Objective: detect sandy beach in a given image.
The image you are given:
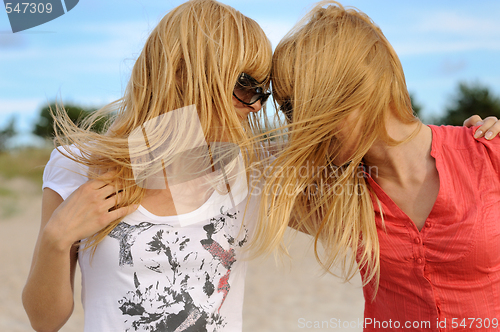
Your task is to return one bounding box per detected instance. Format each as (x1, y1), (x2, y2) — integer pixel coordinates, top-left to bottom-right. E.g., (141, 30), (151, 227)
(0, 176), (364, 332)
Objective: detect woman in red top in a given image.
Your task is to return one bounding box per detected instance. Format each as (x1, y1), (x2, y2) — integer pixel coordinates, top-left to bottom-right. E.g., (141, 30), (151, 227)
(254, 1), (500, 330)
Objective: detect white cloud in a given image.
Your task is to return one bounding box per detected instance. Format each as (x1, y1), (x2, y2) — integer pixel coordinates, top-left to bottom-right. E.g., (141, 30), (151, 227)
(0, 33), (26, 48)
(416, 12), (500, 36)
(389, 10), (500, 56)
(70, 20), (152, 47)
(0, 21), (147, 61)
(438, 58), (467, 76)
(394, 39), (500, 57)
(0, 98), (43, 132)
(0, 98), (41, 115)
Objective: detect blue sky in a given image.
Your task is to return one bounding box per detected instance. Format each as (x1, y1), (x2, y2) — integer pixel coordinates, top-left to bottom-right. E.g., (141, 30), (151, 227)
(1, 0), (500, 146)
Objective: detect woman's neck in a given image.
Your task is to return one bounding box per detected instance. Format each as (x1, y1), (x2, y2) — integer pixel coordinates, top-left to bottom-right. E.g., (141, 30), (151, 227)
(363, 118), (433, 187)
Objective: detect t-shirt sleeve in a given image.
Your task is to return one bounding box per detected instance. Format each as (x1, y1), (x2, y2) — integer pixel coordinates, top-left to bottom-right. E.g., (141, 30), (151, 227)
(42, 146), (89, 200)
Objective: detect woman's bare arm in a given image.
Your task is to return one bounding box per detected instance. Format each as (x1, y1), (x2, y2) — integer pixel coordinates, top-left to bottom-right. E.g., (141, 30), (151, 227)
(22, 174), (137, 332)
(22, 188), (78, 332)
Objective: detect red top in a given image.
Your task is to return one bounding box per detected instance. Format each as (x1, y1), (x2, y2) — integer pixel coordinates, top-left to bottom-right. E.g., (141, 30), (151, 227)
(362, 125), (500, 331)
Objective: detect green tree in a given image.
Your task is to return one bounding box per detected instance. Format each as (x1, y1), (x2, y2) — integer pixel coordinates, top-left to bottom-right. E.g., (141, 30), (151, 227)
(0, 117), (17, 152)
(438, 82), (500, 126)
(33, 102), (108, 139)
(410, 92), (422, 118)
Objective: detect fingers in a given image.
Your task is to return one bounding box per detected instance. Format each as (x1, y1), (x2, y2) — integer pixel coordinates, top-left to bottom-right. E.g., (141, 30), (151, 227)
(103, 191), (125, 211)
(55, 172), (136, 242)
(473, 116), (500, 140)
(463, 115), (483, 128)
(87, 171), (121, 197)
(94, 194), (137, 230)
(86, 171), (128, 214)
(107, 204), (139, 222)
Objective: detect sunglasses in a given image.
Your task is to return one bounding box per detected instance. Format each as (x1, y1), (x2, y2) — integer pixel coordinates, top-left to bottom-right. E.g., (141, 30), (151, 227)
(233, 73), (270, 106)
(280, 99), (293, 121)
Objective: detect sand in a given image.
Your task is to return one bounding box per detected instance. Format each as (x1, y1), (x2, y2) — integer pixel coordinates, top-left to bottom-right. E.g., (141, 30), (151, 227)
(0, 177), (364, 332)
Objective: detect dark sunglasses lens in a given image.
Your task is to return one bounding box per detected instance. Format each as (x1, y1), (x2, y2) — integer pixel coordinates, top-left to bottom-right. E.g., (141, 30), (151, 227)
(280, 100), (293, 121)
(234, 86), (259, 104)
(233, 73), (271, 105)
(259, 93), (270, 104)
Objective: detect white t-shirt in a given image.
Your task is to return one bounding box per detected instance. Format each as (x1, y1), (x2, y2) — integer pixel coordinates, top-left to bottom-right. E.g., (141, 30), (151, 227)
(43, 146), (261, 332)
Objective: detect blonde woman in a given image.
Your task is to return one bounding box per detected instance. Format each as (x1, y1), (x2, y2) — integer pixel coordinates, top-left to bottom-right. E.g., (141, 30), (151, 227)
(22, 1), (272, 331)
(257, 1), (500, 329)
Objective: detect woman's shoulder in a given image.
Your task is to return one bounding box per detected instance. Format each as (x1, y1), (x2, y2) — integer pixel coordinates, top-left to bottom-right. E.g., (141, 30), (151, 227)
(429, 124), (499, 147)
(45, 145), (87, 174)
(428, 125), (475, 147)
(428, 124), (498, 151)
(429, 124), (500, 176)
(43, 145), (89, 200)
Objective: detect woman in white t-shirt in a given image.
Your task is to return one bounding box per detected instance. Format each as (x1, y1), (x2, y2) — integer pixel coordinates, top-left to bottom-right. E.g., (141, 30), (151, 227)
(22, 1), (272, 331)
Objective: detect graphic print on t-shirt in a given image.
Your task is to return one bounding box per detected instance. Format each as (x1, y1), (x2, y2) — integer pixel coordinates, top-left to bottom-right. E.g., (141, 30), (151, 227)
(111, 208), (248, 332)
(109, 222), (159, 267)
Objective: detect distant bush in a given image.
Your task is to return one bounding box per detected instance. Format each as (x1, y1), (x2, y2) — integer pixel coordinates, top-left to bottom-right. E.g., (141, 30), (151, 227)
(0, 148), (52, 185)
(437, 82), (500, 126)
(33, 102), (108, 140)
(0, 117), (17, 152)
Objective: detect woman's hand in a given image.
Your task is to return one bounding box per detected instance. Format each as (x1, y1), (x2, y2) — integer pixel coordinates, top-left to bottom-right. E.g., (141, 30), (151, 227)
(463, 115), (500, 140)
(46, 171), (138, 248)
(23, 171), (138, 331)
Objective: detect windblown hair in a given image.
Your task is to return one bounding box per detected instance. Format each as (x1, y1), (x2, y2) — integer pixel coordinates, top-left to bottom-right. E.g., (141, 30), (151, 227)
(253, 1), (419, 292)
(52, 0), (272, 251)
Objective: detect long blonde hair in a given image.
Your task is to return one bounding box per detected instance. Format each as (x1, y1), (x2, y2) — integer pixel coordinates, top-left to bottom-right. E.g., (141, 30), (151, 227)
(52, 0), (272, 251)
(253, 1), (419, 291)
